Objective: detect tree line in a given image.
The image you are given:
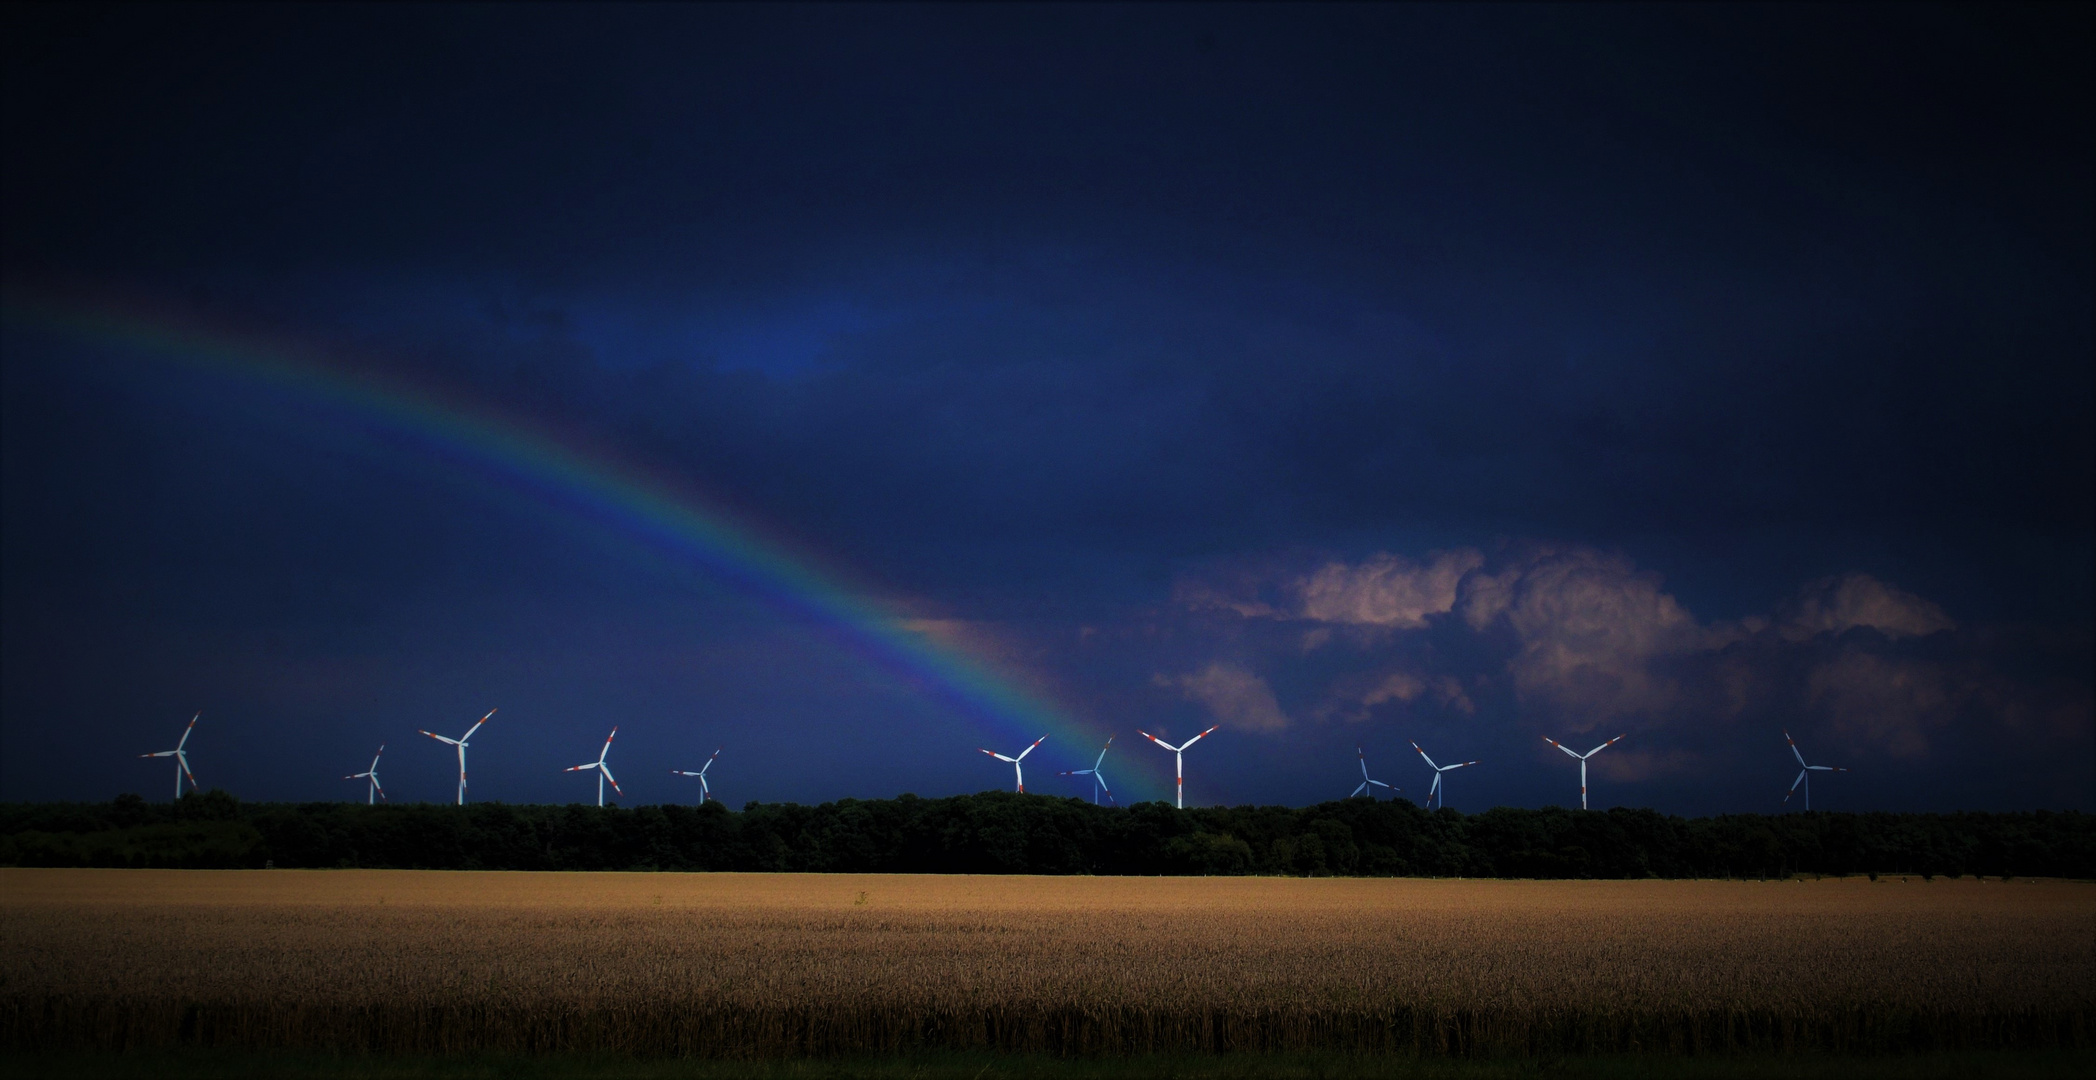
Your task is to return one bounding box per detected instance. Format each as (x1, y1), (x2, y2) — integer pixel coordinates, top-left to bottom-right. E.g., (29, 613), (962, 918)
(1, 790), (2089, 879)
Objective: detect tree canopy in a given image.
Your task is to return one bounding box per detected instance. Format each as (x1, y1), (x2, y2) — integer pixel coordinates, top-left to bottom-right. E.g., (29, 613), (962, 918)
(3, 792), (2088, 879)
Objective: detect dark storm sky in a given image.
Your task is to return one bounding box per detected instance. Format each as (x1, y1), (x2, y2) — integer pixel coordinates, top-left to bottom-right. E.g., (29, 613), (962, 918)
(3, 3), (2090, 812)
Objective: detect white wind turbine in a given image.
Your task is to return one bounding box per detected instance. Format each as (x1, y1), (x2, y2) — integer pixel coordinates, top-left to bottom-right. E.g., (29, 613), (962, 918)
(1543, 733), (1625, 810)
(419, 708), (494, 805)
(671, 748), (721, 803)
(1783, 731), (1847, 811)
(1350, 744), (1397, 800)
(344, 744), (385, 804)
(1059, 737), (1116, 805)
(565, 726), (622, 806)
(1139, 725), (1218, 809)
(979, 735), (1046, 793)
(1411, 741), (1478, 810)
(139, 713), (201, 800)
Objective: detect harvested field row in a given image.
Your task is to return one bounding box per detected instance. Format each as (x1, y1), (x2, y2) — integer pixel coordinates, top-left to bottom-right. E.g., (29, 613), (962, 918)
(2, 870), (2090, 1057)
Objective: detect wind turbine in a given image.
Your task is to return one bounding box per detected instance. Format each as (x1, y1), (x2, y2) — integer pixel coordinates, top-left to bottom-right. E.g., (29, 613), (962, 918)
(565, 726), (622, 807)
(1350, 744), (1397, 800)
(671, 748), (721, 803)
(419, 708), (493, 805)
(139, 713), (201, 800)
(344, 744), (385, 804)
(1543, 733), (1624, 810)
(1138, 725), (1219, 809)
(1059, 737), (1116, 805)
(1411, 741), (1478, 810)
(978, 735), (1046, 793)
(1783, 731), (1847, 810)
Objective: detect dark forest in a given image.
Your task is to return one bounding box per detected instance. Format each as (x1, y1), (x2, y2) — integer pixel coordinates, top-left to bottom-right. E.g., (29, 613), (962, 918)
(4, 792), (2087, 880)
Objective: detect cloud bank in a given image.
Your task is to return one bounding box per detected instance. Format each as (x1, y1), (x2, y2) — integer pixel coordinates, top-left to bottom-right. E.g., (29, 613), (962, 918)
(1156, 544), (2071, 789)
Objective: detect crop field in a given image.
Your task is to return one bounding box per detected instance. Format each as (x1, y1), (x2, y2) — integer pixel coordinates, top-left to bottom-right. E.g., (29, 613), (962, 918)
(1, 869), (2090, 1059)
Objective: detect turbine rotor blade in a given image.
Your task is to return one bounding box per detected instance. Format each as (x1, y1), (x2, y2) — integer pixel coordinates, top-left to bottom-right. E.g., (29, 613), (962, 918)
(460, 709), (496, 742)
(1785, 731), (1808, 768)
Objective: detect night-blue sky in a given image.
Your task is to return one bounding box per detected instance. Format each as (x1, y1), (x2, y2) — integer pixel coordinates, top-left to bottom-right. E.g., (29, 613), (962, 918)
(4, 4), (2090, 812)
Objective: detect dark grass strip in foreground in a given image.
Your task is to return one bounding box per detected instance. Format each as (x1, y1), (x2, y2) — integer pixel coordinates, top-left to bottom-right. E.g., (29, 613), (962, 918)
(3, 1048), (2093, 1080)
(4, 999), (2088, 1058)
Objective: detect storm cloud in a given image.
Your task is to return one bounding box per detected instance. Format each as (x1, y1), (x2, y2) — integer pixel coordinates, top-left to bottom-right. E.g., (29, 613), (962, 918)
(2, 4), (2087, 811)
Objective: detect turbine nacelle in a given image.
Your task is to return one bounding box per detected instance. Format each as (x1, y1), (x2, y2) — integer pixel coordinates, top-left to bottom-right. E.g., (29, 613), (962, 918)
(1350, 744), (1398, 800)
(1138, 725), (1218, 809)
(978, 735), (1046, 793)
(420, 708), (494, 805)
(1058, 736), (1116, 805)
(672, 748), (722, 803)
(343, 744), (385, 804)
(564, 726), (622, 806)
(1410, 740), (1476, 810)
(1542, 733), (1624, 810)
(1782, 731), (1847, 811)
(139, 713), (202, 800)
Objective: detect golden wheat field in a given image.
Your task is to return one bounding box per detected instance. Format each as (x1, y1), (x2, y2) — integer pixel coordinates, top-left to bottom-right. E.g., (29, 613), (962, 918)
(1, 869), (2090, 1057)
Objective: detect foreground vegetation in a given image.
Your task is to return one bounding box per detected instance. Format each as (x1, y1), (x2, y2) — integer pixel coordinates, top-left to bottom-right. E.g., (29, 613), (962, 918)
(2, 870), (2088, 1059)
(3, 791), (2090, 879)
(4, 1048), (2092, 1079)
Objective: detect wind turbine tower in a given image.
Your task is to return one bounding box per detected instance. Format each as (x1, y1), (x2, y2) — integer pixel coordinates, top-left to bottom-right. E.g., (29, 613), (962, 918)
(1411, 741), (1478, 810)
(565, 726), (622, 807)
(1059, 737), (1116, 805)
(1783, 731), (1847, 810)
(1138, 725), (1219, 809)
(1351, 744), (1397, 800)
(671, 748), (722, 803)
(139, 713), (201, 800)
(419, 709), (494, 805)
(1543, 733), (1624, 810)
(978, 735), (1046, 793)
(345, 744), (385, 804)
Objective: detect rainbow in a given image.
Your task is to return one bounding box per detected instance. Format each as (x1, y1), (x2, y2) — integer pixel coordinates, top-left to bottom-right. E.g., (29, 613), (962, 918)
(4, 294), (1157, 800)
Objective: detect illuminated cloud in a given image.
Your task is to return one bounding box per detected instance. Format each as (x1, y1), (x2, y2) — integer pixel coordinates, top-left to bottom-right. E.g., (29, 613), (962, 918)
(1171, 545), (1985, 747)
(1175, 662), (1292, 733)
(1468, 547), (1704, 729)
(1780, 573), (1956, 641)
(1297, 549), (1485, 628)
(1806, 651), (1956, 757)
(1321, 669), (1476, 724)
